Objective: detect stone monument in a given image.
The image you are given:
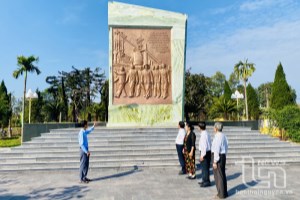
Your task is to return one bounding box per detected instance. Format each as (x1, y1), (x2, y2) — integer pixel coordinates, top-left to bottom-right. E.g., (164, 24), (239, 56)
(108, 2), (187, 126)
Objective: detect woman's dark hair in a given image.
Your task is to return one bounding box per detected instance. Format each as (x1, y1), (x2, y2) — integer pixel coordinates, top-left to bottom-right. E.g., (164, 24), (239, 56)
(198, 121), (206, 130)
(82, 120), (88, 127)
(185, 122), (194, 131)
(179, 121), (185, 128)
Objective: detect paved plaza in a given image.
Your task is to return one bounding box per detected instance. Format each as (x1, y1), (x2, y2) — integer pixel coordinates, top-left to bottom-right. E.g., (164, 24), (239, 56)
(0, 163), (299, 200)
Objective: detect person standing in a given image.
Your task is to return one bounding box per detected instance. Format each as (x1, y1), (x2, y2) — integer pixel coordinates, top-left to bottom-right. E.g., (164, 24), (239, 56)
(198, 121), (212, 187)
(78, 120), (96, 183)
(212, 122), (228, 199)
(175, 121), (186, 175)
(183, 122), (196, 179)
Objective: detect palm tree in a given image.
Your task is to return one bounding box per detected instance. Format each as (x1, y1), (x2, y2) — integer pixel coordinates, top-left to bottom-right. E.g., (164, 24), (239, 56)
(234, 59), (255, 120)
(13, 55), (41, 142)
(211, 96), (237, 120)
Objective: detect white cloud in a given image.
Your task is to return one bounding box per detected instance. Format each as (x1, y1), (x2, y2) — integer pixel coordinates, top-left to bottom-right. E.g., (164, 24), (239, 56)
(240, 0), (294, 11)
(187, 19), (300, 100)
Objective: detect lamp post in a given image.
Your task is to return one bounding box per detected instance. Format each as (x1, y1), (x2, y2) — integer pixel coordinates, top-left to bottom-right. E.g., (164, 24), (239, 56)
(26, 89), (38, 124)
(231, 90), (244, 121)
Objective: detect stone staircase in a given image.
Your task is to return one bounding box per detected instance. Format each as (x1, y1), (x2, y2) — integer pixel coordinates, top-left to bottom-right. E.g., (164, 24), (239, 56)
(1, 126), (300, 172)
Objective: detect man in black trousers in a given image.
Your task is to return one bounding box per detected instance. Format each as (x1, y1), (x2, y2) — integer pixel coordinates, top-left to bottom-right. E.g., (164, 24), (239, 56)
(212, 122), (228, 199)
(198, 122), (212, 187)
(78, 120), (96, 183)
(175, 121), (186, 175)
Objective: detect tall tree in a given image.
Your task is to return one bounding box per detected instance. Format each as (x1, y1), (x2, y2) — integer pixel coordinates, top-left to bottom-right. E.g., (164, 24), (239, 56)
(257, 82), (273, 108)
(247, 84), (260, 120)
(185, 70), (208, 121)
(270, 62), (295, 110)
(228, 72), (240, 91)
(0, 80), (10, 130)
(223, 80), (232, 101)
(209, 71), (226, 97)
(234, 59), (256, 120)
(13, 55), (41, 140)
(99, 80), (109, 121)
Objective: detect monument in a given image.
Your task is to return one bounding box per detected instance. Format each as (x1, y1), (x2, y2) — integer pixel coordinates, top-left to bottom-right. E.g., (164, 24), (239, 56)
(108, 2), (187, 126)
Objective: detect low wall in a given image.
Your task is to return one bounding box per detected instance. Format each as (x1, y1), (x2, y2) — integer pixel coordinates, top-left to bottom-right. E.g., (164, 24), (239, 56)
(23, 122), (106, 142)
(190, 121), (259, 130)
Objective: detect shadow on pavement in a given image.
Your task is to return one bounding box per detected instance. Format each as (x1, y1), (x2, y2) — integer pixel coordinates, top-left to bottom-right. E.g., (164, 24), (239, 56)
(93, 165), (142, 182)
(228, 180), (259, 197)
(0, 185), (89, 200)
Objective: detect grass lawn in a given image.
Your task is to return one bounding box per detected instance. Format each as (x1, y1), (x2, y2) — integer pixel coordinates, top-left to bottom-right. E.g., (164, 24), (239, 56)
(0, 137), (21, 147)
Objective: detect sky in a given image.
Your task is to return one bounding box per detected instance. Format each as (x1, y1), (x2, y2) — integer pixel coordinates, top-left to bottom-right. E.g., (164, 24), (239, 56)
(0, 0), (299, 102)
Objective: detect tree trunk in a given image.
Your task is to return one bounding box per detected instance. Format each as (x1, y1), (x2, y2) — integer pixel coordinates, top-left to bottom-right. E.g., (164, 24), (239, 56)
(21, 71), (28, 143)
(72, 103), (76, 122)
(244, 80), (249, 120)
(8, 118), (12, 138)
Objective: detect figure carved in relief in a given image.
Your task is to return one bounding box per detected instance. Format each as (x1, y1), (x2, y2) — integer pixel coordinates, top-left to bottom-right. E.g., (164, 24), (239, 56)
(126, 64), (139, 98)
(132, 46), (144, 97)
(114, 67), (127, 98)
(112, 28), (172, 103)
(160, 64), (170, 99)
(152, 65), (161, 98)
(113, 31), (125, 64)
(141, 64), (154, 99)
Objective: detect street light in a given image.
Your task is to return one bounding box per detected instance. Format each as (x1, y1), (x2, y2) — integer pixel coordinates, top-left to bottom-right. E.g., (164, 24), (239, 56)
(26, 89), (38, 124)
(231, 90), (244, 121)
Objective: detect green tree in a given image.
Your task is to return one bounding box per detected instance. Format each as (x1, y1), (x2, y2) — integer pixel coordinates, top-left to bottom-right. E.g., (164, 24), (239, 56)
(209, 71), (226, 97)
(223, 80), (232, 101)
(234, 59), (256, 120)
(257, 82), (273, 108)
(185, 70), (208, 121)
(210, 96), (236, 120)
(270, 62), (295, 110)
(0, 81), (9, 128)
(0, 80), (12, 137)
(30, 89), (44, 123)
(228, 72), (240, 91)
(247, 84), (260, 120)
(13, 55), (41, 140)
(99, 80), (109, 122)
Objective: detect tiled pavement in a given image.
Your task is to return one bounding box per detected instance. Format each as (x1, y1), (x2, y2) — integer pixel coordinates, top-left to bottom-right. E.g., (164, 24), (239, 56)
(0, 163), (299, 200)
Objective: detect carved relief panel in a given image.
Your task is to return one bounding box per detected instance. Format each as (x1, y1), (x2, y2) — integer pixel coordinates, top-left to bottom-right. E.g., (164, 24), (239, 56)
(112, 28), (172, 105)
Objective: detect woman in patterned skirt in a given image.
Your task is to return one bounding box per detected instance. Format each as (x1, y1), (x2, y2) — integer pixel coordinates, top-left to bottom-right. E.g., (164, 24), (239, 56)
(183, 122), (196, 179)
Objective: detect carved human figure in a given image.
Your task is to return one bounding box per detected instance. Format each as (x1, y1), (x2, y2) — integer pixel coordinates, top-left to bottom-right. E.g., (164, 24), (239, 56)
(114, 67), (127, 98)
(126, 64), (139, 98)
(132, 47), (144, 97)
(141, 64), (154, 99)
(160, 64), (170, 99)
(152, 65), (161, 98)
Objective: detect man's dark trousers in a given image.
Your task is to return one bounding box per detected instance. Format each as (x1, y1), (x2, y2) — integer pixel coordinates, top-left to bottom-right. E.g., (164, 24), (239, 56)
(201, 151), (211, 184)
(79, 148), (89, 181)
(176, 144), (185, 173)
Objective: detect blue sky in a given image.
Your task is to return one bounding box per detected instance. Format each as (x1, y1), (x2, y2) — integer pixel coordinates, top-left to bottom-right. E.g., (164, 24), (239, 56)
(0, 0), (299, 102)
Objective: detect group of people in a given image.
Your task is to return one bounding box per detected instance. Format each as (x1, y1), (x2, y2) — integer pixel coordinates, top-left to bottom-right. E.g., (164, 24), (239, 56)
(77, 120), (228, 199)
(114, 63), (170, 99)
(176, 121), (229, 199)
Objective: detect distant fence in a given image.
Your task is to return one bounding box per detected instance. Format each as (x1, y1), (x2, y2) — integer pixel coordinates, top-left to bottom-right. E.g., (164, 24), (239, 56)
(23, 122), (106, 142)
(189, 121), (260, 130)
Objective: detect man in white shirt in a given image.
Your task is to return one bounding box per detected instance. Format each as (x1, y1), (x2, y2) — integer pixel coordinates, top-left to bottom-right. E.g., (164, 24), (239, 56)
(175, 121), (186, 175)
(212, 122), (228, 199)
(198, 122), (211, 187)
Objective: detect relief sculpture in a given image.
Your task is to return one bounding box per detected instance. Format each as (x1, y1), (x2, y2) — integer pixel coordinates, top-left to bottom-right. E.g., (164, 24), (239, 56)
(112, 28), (172, 104)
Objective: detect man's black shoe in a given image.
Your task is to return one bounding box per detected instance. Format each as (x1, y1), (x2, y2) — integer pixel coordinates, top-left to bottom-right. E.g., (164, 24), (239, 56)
(80, 180), (89, 184)
(200, 182), (211, 187)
